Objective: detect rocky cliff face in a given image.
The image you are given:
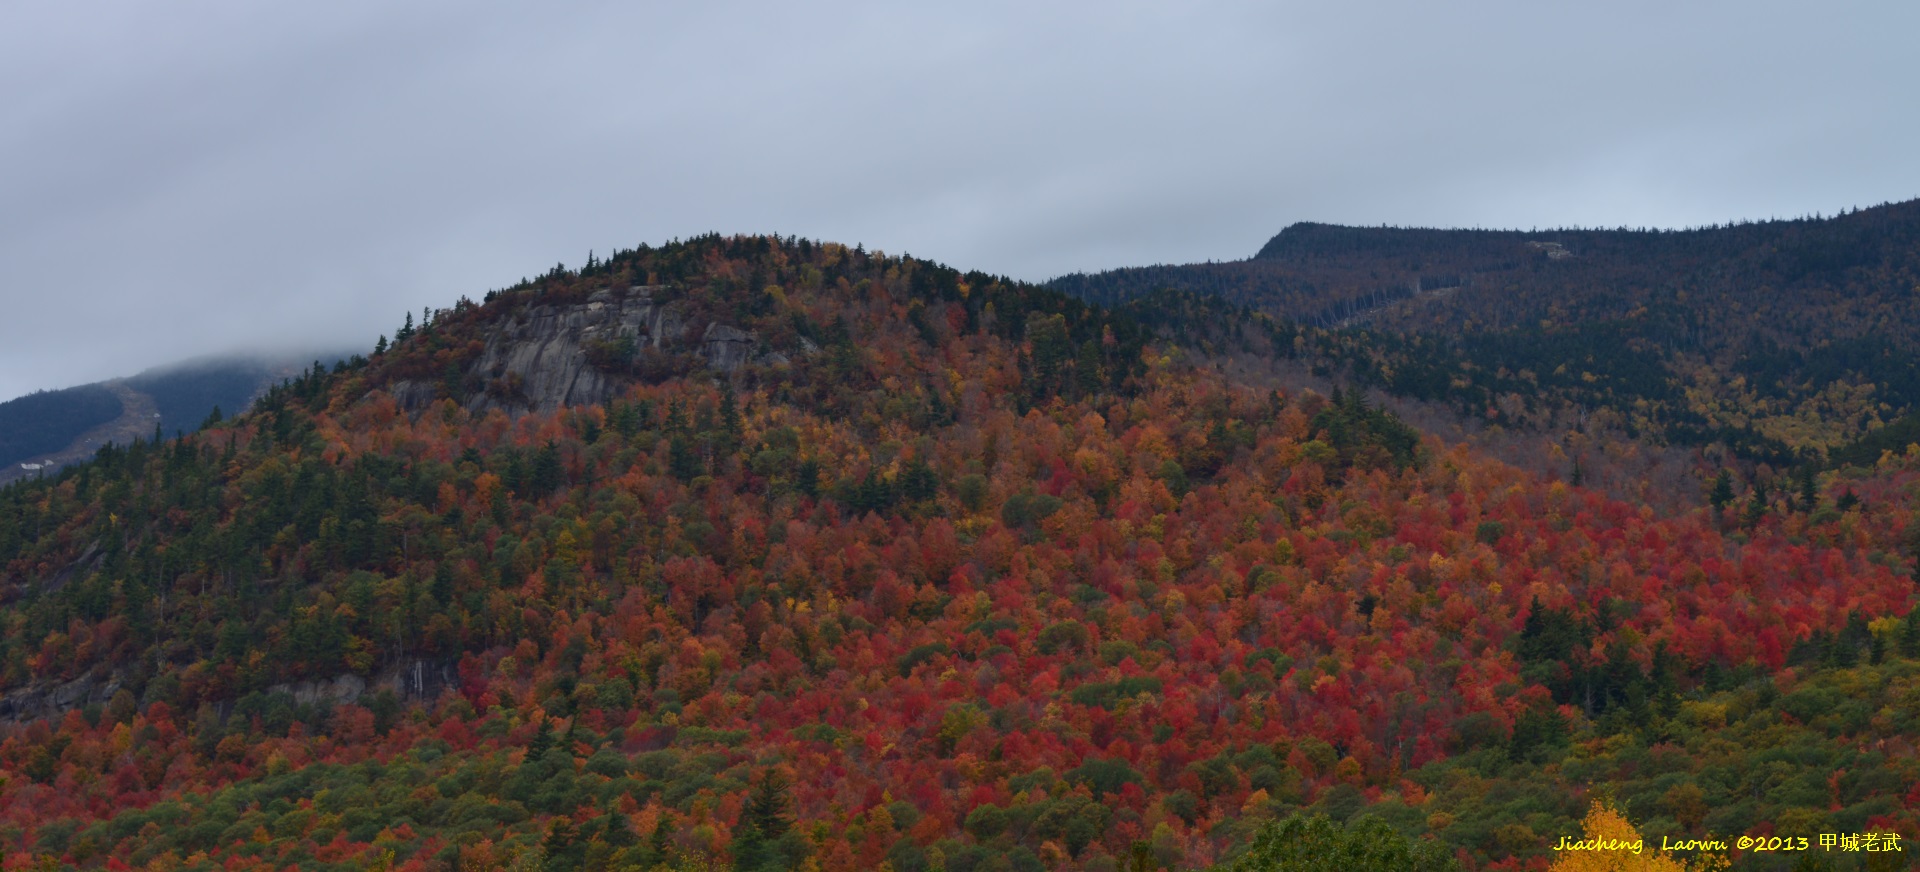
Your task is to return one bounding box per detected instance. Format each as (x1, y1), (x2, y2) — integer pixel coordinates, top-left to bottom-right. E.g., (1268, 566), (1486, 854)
(390, 285), (801, 416)
(0, 658), (458, 725)
(0, 671), (127, 723)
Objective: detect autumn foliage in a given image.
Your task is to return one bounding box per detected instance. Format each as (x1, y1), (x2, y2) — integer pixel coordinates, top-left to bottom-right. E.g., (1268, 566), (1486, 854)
(0, 235), (1916, 870)
(1545, 800), (1724, 872)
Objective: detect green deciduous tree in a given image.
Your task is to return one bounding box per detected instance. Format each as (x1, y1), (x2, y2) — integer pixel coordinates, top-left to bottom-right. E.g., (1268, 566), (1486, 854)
(1211, 814), (1458, 872)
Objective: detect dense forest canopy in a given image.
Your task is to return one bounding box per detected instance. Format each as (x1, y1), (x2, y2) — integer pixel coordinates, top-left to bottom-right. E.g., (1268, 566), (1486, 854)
(1052, 200), (1920, 464)
(0, 234), (1915, 870)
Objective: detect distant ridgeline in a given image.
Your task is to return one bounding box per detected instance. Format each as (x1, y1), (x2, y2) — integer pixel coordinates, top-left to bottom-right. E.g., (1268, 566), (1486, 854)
(0, 354), (348, 475)
(1051, 198), (1920, 464)
(128, 358), (300, 436)
(0, 386), (124, 469)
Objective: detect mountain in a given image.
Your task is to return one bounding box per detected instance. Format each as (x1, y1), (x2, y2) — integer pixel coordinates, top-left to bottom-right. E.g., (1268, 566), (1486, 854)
(0, 386), (124, 478)
(1052, 199), (1920, 467)
(0, 233), (1917, 870)
(0, 353), (354, 487)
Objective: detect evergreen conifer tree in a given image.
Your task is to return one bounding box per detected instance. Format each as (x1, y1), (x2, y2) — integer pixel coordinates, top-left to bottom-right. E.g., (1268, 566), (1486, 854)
(732, 769), (792, 871)
(1708, 470), (1734, 510)
(642, 817), (674, 869)
(527, 718), (555, 760)
(1742, 489), (1767, 527)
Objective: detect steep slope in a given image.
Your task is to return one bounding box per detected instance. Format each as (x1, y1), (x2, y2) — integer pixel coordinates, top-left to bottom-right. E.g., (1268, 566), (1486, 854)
(380, 283), (800, 418)
(0, 386), (124, 476)
(0, 383), (163, 494)
(0, 235), (1916, 870)
(0, 354), (351, 487)
(1052, 199), (1920, 463)
(126, 354), (344, 436)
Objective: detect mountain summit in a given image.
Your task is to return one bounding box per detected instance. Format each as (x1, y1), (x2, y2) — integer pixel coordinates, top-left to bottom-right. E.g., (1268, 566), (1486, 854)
(1, 233), (1917, 869)
(1054, 199), (1920, 462)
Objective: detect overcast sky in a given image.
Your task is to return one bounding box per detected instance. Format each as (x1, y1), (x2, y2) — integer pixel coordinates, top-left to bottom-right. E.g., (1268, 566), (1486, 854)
(3, 1), (1915, 402)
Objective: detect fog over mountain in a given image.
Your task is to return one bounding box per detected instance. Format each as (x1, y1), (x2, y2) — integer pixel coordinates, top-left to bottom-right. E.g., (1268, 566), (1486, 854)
(2, 0), (1915, 402)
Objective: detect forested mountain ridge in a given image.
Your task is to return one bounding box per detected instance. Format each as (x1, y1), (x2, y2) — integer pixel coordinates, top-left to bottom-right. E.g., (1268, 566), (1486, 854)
(0, 234), (1917, 870)
(0, 354), (350, 487)
(1052, 199), (1920, 462)
(0, 387), (125, 479)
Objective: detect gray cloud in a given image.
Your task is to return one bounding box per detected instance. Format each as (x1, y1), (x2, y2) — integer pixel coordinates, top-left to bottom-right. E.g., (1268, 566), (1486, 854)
(3, 0), (1915, 401)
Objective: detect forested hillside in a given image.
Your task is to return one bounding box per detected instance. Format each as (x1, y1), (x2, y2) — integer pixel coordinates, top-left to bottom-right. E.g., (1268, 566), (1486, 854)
(0, 387), (123, 470)
(125, 356), (323, 437)
(0, 235), (1917, 870)
(1052, 200), (1920, 463)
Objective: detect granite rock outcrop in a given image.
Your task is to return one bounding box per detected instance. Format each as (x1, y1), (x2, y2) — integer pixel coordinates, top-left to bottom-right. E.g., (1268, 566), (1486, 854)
(390, 285), (797, 416)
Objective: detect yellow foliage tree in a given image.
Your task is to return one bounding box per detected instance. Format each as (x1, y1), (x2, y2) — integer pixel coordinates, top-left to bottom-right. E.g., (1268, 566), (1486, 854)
(1548, 800), (1726, 872)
